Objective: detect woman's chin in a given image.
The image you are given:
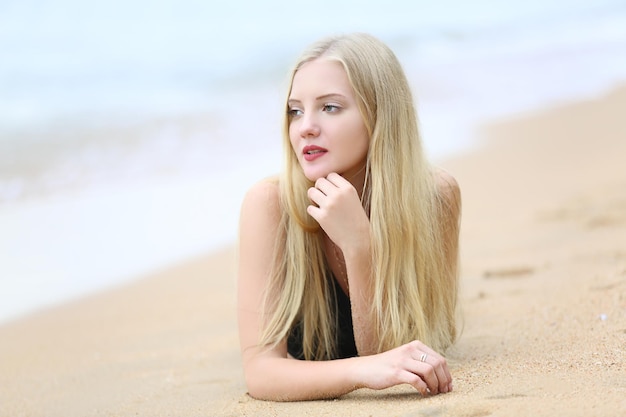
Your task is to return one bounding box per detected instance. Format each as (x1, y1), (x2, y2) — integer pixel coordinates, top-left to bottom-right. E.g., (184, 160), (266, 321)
(302, 169), (331, 182)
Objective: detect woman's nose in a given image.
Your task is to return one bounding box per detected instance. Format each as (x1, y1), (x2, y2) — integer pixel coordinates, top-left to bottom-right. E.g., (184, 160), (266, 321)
(299, 113), (321, 138)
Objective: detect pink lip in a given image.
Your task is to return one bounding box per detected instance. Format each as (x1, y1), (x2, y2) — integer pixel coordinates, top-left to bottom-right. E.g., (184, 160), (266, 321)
(302, 145), (328, 162)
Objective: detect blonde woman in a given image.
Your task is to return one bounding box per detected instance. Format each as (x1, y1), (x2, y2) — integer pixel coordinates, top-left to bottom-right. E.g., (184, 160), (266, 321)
(238, 33), (461, 401)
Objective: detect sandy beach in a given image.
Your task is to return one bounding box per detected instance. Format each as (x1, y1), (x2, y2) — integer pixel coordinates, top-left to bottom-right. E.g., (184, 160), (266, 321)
(1, 84), (625, 416)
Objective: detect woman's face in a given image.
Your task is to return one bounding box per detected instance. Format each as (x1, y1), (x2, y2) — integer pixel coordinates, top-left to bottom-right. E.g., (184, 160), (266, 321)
(288, 58), (369, 183)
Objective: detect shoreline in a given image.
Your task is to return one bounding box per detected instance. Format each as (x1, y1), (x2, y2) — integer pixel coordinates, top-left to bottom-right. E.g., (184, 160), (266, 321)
(1, 85), (625, 416)
(3, 28), (626, 324)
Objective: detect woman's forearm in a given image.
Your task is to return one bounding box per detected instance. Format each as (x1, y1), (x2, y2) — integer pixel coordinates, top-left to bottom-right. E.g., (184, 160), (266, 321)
(244, 341), (450, 401)
(244, 355), (363, 401)
(343, 241), (378, 356)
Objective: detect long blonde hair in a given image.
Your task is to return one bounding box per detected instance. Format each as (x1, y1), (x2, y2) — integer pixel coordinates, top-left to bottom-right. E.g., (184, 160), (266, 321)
(260, 33), (458, 360)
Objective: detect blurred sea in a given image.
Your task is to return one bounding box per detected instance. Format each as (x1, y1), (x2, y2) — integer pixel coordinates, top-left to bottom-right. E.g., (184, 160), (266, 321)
(1, 0), (626, 323)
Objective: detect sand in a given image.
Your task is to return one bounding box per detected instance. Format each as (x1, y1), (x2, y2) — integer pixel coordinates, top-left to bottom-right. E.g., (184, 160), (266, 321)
(1, 86), (625, 416)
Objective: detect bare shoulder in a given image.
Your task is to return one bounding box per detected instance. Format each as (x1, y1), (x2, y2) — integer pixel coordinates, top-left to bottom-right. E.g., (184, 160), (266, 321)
(243, 176), (280, 204)
(239, 178), (281, 240)
(434, 168), (461, 216)
(238, 177), (285, 368)
(240, 176), (281, 221)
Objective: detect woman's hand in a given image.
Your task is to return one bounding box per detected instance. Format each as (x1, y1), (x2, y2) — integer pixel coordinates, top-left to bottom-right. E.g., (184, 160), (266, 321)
(354, 340), (453, 396)
(307, 172), (370, 252)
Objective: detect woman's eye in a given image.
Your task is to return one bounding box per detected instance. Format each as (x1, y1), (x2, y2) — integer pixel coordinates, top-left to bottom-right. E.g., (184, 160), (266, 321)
(288, 108), (303, 117)
(323, 104), (340, 113)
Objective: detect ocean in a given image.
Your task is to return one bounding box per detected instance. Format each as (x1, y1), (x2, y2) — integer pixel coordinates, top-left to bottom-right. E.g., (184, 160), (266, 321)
(1, 0), (626, 323)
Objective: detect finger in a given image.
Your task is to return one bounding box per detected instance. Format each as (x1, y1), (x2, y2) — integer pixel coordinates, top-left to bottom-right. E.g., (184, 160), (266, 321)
(406, 357), (439, 394)
(417, 343), (452, 387)
(413, 350), (448, 393)
(399, 370), (430, 396)
(412, 341), (452, 383)
(307, 187), (327, 207)
(425, 356), (450, 394)
(314, 177), (339, 196)
(326, 172), (351, 187)
(306, 204), (322, 222)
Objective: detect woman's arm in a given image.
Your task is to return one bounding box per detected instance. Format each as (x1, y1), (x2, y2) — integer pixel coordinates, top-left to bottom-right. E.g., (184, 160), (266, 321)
(237, 179), (362, 400)
(238, 180), (446, 400)
(305, 173), (378, 355)
(238, 179), (452, 401)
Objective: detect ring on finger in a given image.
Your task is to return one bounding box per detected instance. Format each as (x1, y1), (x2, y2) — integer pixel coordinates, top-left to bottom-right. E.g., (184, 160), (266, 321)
(419, 353), (428, 363)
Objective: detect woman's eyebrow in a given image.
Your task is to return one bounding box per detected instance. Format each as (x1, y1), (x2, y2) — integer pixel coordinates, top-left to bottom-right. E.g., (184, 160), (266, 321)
(288, 93), (347, 104)
(316, 93), (347, 101)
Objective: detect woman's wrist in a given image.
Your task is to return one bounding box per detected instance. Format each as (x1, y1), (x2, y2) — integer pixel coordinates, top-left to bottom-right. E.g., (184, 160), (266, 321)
(341, 236), (371, 261)
(345, 356), (368, 390)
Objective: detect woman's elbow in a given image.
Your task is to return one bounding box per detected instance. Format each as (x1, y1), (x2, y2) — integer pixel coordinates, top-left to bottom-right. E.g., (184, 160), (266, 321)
(243, 363), (287, 401)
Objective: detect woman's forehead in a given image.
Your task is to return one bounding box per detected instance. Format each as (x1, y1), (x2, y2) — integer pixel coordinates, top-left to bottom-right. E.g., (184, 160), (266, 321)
(290, 59), (353, 100)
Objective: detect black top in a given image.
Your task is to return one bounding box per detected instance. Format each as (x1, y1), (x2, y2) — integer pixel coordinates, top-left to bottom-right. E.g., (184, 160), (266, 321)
(287, 275), (358, 360)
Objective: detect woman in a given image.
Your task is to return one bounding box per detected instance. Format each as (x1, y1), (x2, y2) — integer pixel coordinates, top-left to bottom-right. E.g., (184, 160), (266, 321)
(238, 33), (461, 401)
